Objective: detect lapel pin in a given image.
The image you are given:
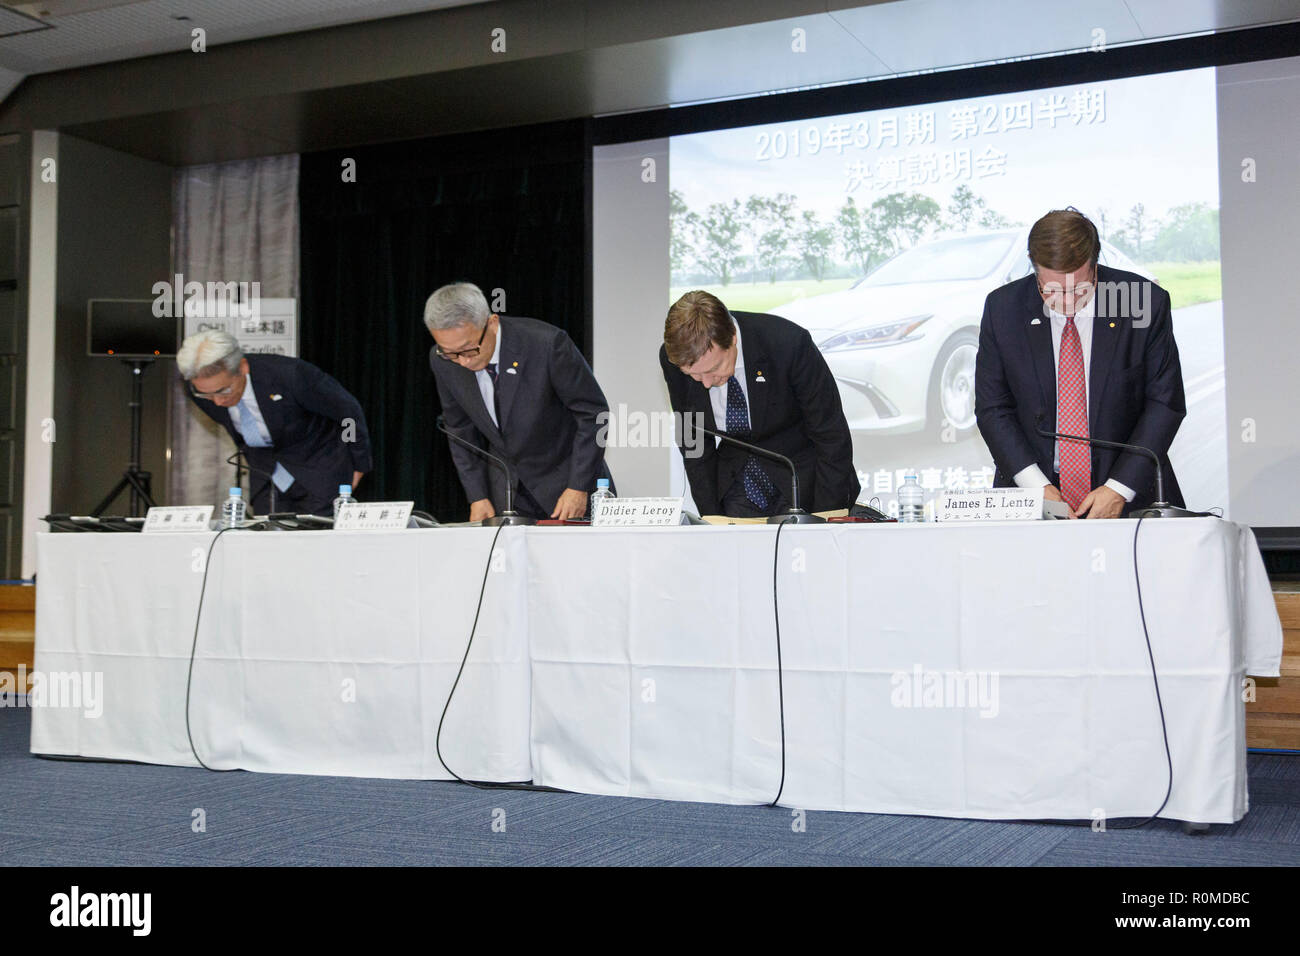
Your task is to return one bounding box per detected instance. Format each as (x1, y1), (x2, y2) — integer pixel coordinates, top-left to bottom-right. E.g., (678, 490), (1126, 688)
(1109, 322), (1116, 328)
(1030, 318), (1042, 325)
(506, 366), (517, 375)
(270, 394), (283, 401)
(755, 371), (766, 382)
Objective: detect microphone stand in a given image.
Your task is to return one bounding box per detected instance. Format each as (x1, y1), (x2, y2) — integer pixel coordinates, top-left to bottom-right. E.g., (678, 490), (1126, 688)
(225, 450), (277, 515)
(694, 423), (824, 524)
(1036, 424), (1201, 518)
(436, 416), (534, 526)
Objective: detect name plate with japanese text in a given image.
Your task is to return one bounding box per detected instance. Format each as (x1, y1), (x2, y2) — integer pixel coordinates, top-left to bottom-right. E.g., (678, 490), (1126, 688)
(936, 488), (1046, 522)
(591, 497), (683, 527)
(142, 505), (214, 533)
(333, 501), (414, 531)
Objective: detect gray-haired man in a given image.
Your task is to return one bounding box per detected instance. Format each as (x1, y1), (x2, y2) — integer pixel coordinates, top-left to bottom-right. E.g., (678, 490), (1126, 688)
(424, 282), (613, 521)
(178, 329), (372, 516)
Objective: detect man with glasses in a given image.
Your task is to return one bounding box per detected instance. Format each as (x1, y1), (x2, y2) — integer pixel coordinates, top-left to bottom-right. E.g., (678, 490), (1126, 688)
(178, 329), (372, 516)
(424, 282), (613, 521)
(974, 208), (1186, 518)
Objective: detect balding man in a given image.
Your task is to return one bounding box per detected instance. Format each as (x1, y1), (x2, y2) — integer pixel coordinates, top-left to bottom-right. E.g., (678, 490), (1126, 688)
(178, 330), (372, 516)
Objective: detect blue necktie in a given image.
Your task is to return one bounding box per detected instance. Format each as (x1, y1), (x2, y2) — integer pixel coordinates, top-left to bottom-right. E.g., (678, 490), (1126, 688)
(725, 376), (777, 511)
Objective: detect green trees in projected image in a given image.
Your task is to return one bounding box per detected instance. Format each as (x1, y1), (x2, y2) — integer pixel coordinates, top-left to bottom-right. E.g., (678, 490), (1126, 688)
(670, 186), (1016, 288)
(1105, 202), (1220, 264)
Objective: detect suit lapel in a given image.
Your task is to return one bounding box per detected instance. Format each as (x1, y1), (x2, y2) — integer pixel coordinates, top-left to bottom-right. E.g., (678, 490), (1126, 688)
(737, 315), (770, 436)
(1087, 265), (1117, 429)
(1023, 280), (1056, 429)
(246, 360), (280, 441)
(494, 318), (519, 434)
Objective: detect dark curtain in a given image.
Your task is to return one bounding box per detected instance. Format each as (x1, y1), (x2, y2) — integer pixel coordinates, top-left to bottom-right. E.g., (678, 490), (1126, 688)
(298, 119), (589, 520)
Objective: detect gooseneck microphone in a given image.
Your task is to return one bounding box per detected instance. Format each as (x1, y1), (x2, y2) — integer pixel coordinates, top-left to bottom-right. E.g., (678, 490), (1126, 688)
(435, 415), (535, 526)
(1034, 416), (1200, 518)
(692, 422), (824, 524)
(225, 450), (278, 515)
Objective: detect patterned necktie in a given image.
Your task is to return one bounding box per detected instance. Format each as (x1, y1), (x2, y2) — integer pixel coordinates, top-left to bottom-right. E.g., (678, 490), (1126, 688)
(726, 375), (777, 512)
(1057, 317), (1091, 510)
(485, 362), (502, 431)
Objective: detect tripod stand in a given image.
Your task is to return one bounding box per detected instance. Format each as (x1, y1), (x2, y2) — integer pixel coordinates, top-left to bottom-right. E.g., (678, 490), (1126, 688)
(91, 359), (157, 517)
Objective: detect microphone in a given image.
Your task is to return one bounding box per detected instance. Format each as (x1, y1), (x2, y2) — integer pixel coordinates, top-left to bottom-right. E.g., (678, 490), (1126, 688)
(691, 421), (824, 524)
(435, 415), (534, 526)
(1034, 415), (1199, 518)
(225, 449), (278, 515)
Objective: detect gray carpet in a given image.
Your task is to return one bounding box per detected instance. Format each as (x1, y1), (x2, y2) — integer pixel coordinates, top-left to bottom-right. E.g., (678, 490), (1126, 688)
(2, 706), (1298, 866)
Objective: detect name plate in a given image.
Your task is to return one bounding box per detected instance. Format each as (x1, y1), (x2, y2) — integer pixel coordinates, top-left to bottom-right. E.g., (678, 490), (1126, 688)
(142, 505), (213, 532)
(334, 501), (414, 531)
(591, 497), (683, 527)
(936, 487), (1045, 522)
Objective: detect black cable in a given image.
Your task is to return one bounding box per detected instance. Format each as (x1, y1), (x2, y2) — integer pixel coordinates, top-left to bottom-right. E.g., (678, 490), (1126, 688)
(434, 524), (564, 793)
(768, 515), (793, 808)
(1106, 515), (1174, 829)
(1013, 515), (1174, 830)
(184, 525), (240, 772)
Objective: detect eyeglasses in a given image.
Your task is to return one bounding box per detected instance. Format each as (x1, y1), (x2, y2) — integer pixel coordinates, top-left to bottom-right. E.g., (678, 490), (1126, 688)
(1037, 271), (1097, 302)
(434, 322), (489, 361)
(189, 378), (240, 400)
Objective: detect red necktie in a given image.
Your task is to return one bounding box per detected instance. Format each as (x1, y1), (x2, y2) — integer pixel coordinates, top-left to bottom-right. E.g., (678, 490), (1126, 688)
(1057, 317), (1091, 510)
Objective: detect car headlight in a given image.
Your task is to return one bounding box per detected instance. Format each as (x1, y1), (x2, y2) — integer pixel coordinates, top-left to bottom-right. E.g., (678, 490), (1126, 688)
(819, 315), (932, 351)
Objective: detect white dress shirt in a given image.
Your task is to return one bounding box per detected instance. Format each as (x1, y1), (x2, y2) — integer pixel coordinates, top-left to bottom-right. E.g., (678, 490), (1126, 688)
(1012, 296), (1135, 502)
(227, 372), (294, 492)
(708, 323), (749, 443)
(475, 325), (503, 429)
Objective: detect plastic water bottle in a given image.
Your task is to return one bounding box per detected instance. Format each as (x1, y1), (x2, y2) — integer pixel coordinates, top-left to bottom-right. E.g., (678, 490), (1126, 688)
(333, 484), (355, 522)
(898, 474), (925, 523)
(220, 487), (246, 529)
(589, 478), (613, 518)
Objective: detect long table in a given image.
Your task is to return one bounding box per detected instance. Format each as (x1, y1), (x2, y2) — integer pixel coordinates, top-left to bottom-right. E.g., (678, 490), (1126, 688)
(31, 518), (1282, 824)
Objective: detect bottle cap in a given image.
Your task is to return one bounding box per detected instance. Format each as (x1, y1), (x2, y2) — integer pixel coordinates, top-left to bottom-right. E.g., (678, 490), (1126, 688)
(339, 485), (352, 495)
(229, 487), (242, 496)
(597, 478), (610, 488)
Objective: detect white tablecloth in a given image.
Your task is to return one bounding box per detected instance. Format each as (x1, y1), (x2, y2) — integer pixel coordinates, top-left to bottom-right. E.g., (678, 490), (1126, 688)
(31, 529), (531, 781)
(32, 518), (1282, 823)
(526, 518), (1281, 823)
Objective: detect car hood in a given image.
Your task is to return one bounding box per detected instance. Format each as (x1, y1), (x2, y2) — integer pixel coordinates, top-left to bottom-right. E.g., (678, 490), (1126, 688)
(771, 279), (986, 343)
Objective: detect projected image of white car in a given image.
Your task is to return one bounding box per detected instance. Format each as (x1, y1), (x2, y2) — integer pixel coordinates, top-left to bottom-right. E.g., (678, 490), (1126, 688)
(773, 229), (1146, 437)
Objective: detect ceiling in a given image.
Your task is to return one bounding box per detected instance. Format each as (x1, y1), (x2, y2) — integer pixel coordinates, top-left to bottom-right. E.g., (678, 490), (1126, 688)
(0, 0), (1298, 166)
(0, 0), (491, 72)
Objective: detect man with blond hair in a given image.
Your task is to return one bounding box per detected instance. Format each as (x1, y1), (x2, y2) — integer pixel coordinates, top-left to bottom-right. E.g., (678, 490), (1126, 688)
(659, 291), (859, 517)
(178, 329), (371, 515)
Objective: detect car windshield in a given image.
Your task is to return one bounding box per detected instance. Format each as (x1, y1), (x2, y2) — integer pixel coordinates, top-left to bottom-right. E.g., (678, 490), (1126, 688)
(861, 233), (1017, 285)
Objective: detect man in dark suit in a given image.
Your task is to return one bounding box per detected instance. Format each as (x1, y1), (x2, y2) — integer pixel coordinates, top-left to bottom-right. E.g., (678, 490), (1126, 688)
(975, 208), (1186, 517)
(424, 282), (613, 521)
(659, 290), (860, 517)
(178, 329), (372, 516)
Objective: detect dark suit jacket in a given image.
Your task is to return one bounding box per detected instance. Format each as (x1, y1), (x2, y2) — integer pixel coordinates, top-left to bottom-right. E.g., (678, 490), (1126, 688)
(189, 353), (373, 515)
(659, 310), (860, 516)
(429, 315), (612, 515)
(974, 264), (1186, 512)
